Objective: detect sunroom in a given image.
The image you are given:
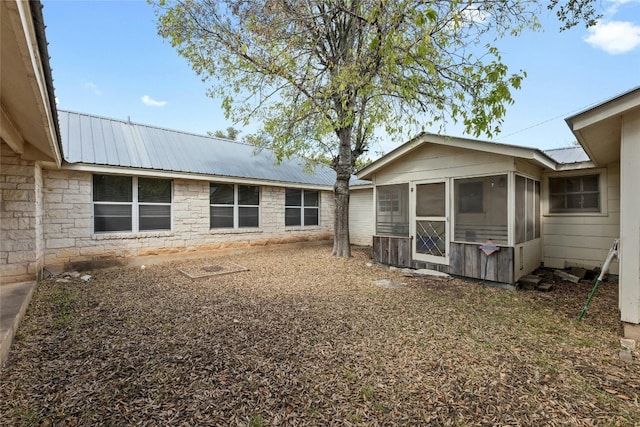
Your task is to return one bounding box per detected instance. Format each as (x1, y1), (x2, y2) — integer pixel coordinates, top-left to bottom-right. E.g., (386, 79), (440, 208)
(357, 134), (559, 285)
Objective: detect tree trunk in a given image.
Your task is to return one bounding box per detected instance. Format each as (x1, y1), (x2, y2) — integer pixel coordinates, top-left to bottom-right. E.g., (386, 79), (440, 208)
(332, 127), (352, 257)
(332, 174), (351, 257)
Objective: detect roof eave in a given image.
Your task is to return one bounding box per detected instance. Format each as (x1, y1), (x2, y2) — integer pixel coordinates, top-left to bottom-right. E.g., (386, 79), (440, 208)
(357, 133), (559, 179)
(59, 162), (336, 191)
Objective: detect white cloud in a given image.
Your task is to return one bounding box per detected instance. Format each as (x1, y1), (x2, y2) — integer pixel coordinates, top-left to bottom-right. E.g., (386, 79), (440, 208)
(459, 6), (488, 25)
(606, 0), (640, 15)
(83, 82), (102, 96)
(141, 95), (167, 107)
(584, 21), (640, 54)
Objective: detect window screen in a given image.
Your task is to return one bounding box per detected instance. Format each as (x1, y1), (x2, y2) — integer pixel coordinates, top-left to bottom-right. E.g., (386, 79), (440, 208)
(454, 175), (507, 244)
(376, 184), (408, 236)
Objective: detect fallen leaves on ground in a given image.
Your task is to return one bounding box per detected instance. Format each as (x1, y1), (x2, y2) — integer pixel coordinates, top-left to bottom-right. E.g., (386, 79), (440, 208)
(1, 244), (638, 426)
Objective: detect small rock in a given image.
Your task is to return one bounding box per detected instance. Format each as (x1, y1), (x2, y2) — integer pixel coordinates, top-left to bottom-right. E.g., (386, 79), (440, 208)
(80, 275), (91, 282)
(365, 263), (372, 267)
(414, 269), (450, 279)
(619, 349), (634, 362)
(620, 338), (637, 351)
(62, 270), (80, 278)
(55, 278), (70, 283)
(374, 279), (406, 289)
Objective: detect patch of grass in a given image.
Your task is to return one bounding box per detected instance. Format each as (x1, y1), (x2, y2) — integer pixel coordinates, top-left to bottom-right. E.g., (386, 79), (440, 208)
(17, 408), (43, 426)
(49, 287), (77, 329)
(360, 385), (375, 401)
(343, 369), (357, 382)
(346, 413), (361, 423)
(248, 414), (265, 427)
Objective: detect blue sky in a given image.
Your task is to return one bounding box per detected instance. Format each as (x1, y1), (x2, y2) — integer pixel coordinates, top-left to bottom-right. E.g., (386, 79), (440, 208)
(43, 1), (640, 156)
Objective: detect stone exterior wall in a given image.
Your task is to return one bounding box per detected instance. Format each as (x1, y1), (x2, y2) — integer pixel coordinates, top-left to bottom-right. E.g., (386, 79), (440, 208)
(42, 169), (334, 271)
(0, 142), (39, 284)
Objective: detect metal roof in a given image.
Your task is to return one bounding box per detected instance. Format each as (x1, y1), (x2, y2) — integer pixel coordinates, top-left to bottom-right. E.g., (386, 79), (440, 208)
(543, 146), (590, 164)
(58, 110), (358, 187)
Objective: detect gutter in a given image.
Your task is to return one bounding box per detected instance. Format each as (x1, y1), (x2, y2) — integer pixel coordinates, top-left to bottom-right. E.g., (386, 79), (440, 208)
(30, 0), (62, 157)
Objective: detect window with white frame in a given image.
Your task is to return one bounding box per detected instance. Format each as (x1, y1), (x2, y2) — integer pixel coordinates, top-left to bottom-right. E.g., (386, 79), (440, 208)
(285, 189), (319, 226)
(210, 183), (260, 229)
(93, 175), (172, 233)
(549, 174), (600, 213)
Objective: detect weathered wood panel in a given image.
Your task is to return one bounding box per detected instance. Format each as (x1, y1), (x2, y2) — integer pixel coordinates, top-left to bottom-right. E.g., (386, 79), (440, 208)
(450, 242), (514, 284)
(373, 236), (412, 268)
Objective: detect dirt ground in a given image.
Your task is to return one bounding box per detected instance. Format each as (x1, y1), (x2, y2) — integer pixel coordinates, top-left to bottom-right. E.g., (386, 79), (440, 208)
(0, 244), (638, 426)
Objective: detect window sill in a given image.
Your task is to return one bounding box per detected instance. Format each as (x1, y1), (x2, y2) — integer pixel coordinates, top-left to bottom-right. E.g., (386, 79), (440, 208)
(285, 226), (322, 231)
(92, 230), (174, 240)
(544, 211), (607, 217)
(210, 228), (263, 235)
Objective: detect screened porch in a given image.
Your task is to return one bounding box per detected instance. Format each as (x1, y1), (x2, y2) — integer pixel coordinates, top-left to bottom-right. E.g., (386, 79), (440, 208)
(372, 173), (541, 284)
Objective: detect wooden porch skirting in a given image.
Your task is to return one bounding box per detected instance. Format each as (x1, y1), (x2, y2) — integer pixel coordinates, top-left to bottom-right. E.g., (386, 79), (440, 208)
(372, 236), (515, 284)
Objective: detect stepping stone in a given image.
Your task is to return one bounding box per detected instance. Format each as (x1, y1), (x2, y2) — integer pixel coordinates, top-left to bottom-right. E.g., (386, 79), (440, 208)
(554, 270), (580, 283)
(537, 283), (554, 292)
(518, 275), (540, 290)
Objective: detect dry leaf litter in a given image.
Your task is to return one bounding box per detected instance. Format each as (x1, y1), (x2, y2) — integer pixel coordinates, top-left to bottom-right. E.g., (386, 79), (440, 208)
(1, 245), (638, 426)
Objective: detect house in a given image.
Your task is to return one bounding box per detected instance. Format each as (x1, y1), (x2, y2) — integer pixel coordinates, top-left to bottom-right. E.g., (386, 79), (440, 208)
(351, 86), (640, 343)
(34, 110), (339, 275)
(565, 86), (640, 342)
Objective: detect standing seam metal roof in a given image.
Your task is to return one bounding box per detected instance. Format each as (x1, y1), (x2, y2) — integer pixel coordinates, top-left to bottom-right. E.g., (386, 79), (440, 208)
(58, 110), (348, 187)
(542, 146), (590, 164)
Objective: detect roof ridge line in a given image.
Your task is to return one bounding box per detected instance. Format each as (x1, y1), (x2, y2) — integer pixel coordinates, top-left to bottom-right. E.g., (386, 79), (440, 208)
(57, 109), (254, 148)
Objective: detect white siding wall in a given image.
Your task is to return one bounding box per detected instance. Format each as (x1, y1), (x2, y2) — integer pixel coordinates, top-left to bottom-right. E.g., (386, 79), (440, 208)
(374, 144), (515, 185)
(541, 163), (620, 273)
(349, 188), (373, 246)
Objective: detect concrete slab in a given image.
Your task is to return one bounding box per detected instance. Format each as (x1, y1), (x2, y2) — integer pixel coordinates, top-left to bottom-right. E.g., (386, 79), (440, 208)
(0, 281), (37, 370)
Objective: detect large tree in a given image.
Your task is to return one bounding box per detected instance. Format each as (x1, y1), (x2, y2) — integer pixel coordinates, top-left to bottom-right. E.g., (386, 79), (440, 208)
(154, 0), (598, 257)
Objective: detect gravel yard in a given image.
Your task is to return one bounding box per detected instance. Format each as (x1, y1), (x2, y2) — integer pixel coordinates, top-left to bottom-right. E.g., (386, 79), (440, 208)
(1, 244), (638, 426)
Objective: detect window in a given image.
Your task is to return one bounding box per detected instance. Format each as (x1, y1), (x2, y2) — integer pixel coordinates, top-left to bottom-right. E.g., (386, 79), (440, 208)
(285, 189), (319, 226)
(454, 175), (507, 244)
(549, 175), (600, 213)
(210, 183), (260, 229)
(376, 184), (409, 236)
(515, 175), (540, 244)
(93, 175), (172, 233)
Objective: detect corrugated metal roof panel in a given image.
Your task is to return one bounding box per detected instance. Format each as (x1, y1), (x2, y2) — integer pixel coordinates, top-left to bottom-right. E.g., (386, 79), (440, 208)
(543, 146), (590, 164)
(59, 110), (343, 187)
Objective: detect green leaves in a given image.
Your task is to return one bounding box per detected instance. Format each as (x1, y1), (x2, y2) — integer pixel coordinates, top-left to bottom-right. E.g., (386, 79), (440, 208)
(150, 0), (595, 175)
